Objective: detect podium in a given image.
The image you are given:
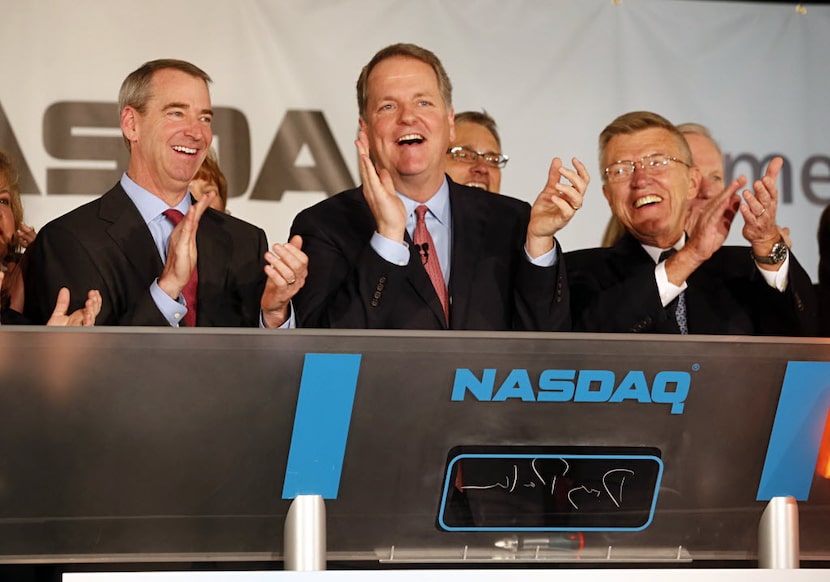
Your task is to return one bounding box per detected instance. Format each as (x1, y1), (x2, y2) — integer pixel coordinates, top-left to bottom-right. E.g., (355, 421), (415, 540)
(0, 328), (828, 573)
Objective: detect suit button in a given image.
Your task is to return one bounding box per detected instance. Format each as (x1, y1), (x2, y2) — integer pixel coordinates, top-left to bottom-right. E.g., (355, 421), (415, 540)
(371, 300), (379, 307)
(373, 291), (381, 299)
(379, 276), (387, 283)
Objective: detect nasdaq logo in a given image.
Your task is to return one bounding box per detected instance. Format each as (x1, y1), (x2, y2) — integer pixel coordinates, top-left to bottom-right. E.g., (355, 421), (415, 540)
(451, 368), (690, 414)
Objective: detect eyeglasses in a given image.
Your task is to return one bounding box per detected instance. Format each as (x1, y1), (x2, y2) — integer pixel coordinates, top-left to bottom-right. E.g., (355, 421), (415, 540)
(447, 146), (509, 169)
(604, 153), (691, 183)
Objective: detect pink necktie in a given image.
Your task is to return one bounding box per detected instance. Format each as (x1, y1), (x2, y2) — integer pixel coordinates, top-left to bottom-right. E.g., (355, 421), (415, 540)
(413, 205), (449, 324)
(163, 209), (198, 327)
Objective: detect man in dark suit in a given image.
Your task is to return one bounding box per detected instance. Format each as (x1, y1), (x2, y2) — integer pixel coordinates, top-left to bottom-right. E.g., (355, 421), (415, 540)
(290, 44), (589, 330)
(23, 59), (307, 327)
(566, 111), (814, 335)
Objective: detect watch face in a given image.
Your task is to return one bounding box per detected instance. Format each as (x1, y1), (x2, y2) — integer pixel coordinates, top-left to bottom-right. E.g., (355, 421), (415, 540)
(771, 242), (788, 263)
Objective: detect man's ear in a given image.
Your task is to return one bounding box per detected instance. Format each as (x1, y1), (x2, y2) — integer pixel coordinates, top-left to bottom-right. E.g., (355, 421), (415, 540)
(121, 106), (138, 143)
(687, 166), (702, 200)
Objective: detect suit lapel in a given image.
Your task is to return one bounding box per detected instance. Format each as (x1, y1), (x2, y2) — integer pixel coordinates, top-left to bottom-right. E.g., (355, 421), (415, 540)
(612, 233), (653, 273)
(447, 184), (486, 328)
(194, 210), (233, 326)
(100, 185), (165, 282)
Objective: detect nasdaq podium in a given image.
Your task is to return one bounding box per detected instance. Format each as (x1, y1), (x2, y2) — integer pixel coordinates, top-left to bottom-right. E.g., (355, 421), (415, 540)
(0, 328), (828, 575)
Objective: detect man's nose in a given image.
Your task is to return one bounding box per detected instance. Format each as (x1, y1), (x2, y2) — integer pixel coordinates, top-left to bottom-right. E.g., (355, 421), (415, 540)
(399, 103), (416, 123)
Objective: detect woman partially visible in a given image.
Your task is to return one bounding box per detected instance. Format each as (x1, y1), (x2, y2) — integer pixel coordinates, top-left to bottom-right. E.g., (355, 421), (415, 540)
(189, 150), (229, 213)
(0, 150), (101, 326)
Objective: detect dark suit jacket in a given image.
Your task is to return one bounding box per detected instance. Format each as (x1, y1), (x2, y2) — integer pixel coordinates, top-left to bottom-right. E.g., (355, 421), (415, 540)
(566, 232), (816, 336)
(23, 184), (268, 326)
(289, 179), (569, 330)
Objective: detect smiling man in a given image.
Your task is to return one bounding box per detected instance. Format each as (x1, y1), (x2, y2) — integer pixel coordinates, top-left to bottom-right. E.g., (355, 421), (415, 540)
(290, 43), (588, 330)
(445, 110), (507, 193)
(566, 111), (815, 335)
(24, 59), (307, 326)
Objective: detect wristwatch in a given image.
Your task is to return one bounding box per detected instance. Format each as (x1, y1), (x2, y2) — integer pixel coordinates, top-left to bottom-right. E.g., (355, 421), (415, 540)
(752, 237), (789, 265)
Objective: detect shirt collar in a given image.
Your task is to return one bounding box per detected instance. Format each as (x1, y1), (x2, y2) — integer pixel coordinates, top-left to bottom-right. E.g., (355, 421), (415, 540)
(398, 177), (450, 226)
(641, 234), (686, 264)
(120, 173), (191, 225)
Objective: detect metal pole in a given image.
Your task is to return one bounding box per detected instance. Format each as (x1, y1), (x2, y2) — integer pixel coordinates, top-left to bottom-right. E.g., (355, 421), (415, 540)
(758, 495), (799, 568)
(283, 494), (326, 571)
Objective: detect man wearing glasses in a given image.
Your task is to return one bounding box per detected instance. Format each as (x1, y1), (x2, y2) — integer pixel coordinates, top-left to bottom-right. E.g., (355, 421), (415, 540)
(566, 110), (815, 335)
(445, 110), (508, 193)
(289, 43), (589, 330)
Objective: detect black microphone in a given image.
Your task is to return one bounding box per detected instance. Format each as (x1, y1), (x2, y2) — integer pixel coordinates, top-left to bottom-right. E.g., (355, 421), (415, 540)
(416, 242), (430, 264)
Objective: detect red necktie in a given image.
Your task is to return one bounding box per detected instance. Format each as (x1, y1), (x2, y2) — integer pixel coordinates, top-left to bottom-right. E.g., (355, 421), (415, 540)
(413, 205), (449, 324)
(163, 209), (198, 327)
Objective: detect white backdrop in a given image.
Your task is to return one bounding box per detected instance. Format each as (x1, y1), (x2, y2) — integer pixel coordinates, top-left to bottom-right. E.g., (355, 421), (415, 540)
(2, 0), (829, 279)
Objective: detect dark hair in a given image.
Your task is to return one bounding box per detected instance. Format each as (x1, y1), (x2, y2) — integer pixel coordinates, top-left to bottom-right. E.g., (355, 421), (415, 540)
(356, 43), (452, 119)
(454, 110), (501, 148)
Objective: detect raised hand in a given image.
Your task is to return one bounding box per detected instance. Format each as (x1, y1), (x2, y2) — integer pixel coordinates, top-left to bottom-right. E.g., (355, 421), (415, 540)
(355, 129), (407, 242)
(46, 288), (102, 327)
(526, 156), (589, 258)
(157, 192), (215, 300)
(261, 235), (308, 328)
(741, 156), (783, 249)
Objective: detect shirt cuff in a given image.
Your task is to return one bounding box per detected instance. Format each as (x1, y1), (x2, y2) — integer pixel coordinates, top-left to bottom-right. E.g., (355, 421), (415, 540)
(655, 261), (687, 307)
(370, 231), (410, 266)
(260, 301), (296, 329)
(756, 254), (790, 292)
(150, 279), (188, 327)
(524, 239), (558, 267)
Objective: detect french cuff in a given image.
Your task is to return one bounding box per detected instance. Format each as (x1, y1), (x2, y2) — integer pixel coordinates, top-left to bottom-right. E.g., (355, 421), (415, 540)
(370, 231), (410, 266)
(150, 279), (188, 327)
(756, 253), (790, 292)
(655, 261), (687, 307)
(524, 239), (558, 267)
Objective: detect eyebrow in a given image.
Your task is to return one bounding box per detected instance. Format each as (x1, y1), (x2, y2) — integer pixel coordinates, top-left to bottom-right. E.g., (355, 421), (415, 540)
(163, 102), (214, 117)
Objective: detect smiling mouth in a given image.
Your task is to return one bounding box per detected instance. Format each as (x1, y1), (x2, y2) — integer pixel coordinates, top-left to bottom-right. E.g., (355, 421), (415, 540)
(172, 145), (198, 155)
(397, 134), (424, 146)
(465, 182), (488, 190)
(634, 195), (662, 208)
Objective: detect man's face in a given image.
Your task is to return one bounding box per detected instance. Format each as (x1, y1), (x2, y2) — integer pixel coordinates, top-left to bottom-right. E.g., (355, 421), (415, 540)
(602, 127), (698, 248)
(123, 68), (213, 200)
(445, 121), (503, 193)
(359, 56), (454, 195)
(685, 132), (724, 200)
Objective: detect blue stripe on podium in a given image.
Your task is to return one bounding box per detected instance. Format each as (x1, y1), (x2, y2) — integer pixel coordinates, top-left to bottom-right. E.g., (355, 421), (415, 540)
(282, 353), (362, 499)
(757, 361), (830, 501)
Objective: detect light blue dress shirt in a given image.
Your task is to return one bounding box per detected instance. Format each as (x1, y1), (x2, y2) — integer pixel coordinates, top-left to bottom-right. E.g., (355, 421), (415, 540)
(121, 173), (192, 326)
(120, 173), (294, 328)
(369, 178), (558, 299)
